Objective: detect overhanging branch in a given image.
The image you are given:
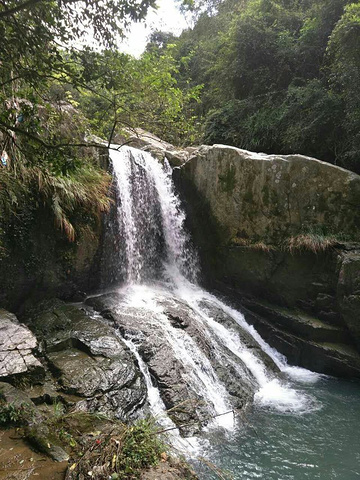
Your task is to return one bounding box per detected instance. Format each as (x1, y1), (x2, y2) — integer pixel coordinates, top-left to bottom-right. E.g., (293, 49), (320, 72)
(0, 0), (45, 18)
(0, 120), (131, 152)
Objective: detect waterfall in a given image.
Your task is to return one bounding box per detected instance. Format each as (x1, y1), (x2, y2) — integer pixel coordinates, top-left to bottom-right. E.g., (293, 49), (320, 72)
(107, 146), (320, 437)
(112, 146), (198, 285)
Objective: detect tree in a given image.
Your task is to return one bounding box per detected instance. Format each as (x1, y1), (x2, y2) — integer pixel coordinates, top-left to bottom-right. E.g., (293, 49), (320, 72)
(146, 30), (177, 52)
(79, 47), (202, 146)
(0, 1), (156, 44)
(0, 0), (158, 150)
(0, 0), (195, 245)
(327, 2), (360, 171)
(164, 0), (360, 172)
(177, 0), (225, 16)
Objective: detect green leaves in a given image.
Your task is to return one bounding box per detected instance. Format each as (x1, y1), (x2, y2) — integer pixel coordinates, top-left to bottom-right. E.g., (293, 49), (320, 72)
(0, 401), (35, 426)
(165, 0), (360, 172)
(119, 418), (166, 473)
(78, 46), (201, 146)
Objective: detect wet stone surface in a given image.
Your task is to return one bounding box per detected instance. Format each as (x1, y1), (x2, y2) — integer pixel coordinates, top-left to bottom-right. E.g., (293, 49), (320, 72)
(0, 309), (44, 382)
(27, 300), (147, 421)
(85, 290), (276, 435)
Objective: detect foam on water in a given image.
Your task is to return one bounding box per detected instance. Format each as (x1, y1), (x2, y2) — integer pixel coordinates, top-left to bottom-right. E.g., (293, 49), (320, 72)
(172, 279), (320, 413)
(117, 284), (234, 430)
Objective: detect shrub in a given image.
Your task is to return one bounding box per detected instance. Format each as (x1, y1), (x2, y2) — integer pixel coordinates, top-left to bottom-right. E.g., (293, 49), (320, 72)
(0, 401), (34, 426)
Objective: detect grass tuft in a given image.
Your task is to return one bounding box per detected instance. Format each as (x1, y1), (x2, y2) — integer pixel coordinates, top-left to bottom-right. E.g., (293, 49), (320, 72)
(287, 233), (339, 253)
(64, 417), (168, 480)
(230, 237), (274, 252)
(0, 158), (111, 242)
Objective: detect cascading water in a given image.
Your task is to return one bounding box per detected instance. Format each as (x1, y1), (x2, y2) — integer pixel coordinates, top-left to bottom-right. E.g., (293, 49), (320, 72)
(108, 145), (319, 422)
(113, 146), (198, 285)
(100, 145), (360, 479)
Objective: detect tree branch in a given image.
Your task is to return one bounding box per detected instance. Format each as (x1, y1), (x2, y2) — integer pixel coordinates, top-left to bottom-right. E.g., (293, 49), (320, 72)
(0, 0), (45, 18)
(0, 0), (81, 18)
(0, 120), (131, 153)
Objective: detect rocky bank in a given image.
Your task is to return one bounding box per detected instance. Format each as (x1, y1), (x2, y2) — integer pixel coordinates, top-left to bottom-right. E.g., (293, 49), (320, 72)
(0, 303), (200, 479)
(174, 144), (360, 377)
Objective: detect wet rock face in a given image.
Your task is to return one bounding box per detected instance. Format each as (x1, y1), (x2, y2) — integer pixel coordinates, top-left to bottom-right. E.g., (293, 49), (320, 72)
(85, 291), (276, 435)
(337, 250), (360, 349)
(87, 294), (212, 435)
(0, 309), (44, 383)
(175, 144), (360, 374)
(197, 300), (279, 373)
(0, 200), (103, 313)
(28, 300), (147, 421)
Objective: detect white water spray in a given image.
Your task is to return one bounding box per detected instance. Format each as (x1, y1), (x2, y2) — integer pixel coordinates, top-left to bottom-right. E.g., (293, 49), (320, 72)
(109, 146), (320, 431)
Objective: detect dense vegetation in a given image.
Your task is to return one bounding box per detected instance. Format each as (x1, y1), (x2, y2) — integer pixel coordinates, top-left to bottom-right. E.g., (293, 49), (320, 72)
(0, 0), (197, 251)
(1, 0), (359, 253)
(155, 0), (360, 173)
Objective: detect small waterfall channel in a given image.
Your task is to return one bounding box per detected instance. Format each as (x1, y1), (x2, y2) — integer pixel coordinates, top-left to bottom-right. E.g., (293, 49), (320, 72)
(87, 145), (360, 477)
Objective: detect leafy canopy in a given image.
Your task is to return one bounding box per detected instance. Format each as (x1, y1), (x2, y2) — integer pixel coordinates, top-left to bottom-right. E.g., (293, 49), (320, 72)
(158, 0), (360, 173)
(0, 0), (195, 245)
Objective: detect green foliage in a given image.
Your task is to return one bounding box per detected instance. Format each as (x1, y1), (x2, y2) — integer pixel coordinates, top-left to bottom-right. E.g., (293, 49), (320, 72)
(0, 151), (111, 244)
(161, 0), (360, 172)
(0, 1), (157, 50)
(119, 418), (166, 475)
(327, 2), (360, 171)
(78, 47), (202, 146)
(177, 0), (224, 16)
(0, 400), (34, 426)
(62, 415), (169, 480)
(1, 0), (198, 246)
(204, 78), (343, 160)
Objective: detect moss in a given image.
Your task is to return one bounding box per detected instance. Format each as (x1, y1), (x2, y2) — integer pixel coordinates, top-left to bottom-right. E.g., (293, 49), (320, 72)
(25, 425), (53, 453)
(219, 164), (236, 193)
(243, 190), (253, 203)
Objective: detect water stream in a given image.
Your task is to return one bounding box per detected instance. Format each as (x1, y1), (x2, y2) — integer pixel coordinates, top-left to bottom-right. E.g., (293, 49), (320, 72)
(195, 377), (360, 479)
(106, 146), (360, 478)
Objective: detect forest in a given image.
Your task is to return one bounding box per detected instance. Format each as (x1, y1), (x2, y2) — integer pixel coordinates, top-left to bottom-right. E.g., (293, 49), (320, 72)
(0, 0), (359, 249)
(162, 0), (360, 173)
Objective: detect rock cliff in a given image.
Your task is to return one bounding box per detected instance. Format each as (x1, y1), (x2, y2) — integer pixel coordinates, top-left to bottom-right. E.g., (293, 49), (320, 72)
(110, 133), (360, 376)
(180, 144), (360, 245)
(173, 144), (360, 376)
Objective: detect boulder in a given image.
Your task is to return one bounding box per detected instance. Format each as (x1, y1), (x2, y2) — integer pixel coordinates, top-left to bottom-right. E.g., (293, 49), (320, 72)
(113, 127), (190, 166)
(174, 144), (360, 375)
(29, 300), (147, 421)
(0, 309), (44, 383)
(181, 144), (360, 244)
